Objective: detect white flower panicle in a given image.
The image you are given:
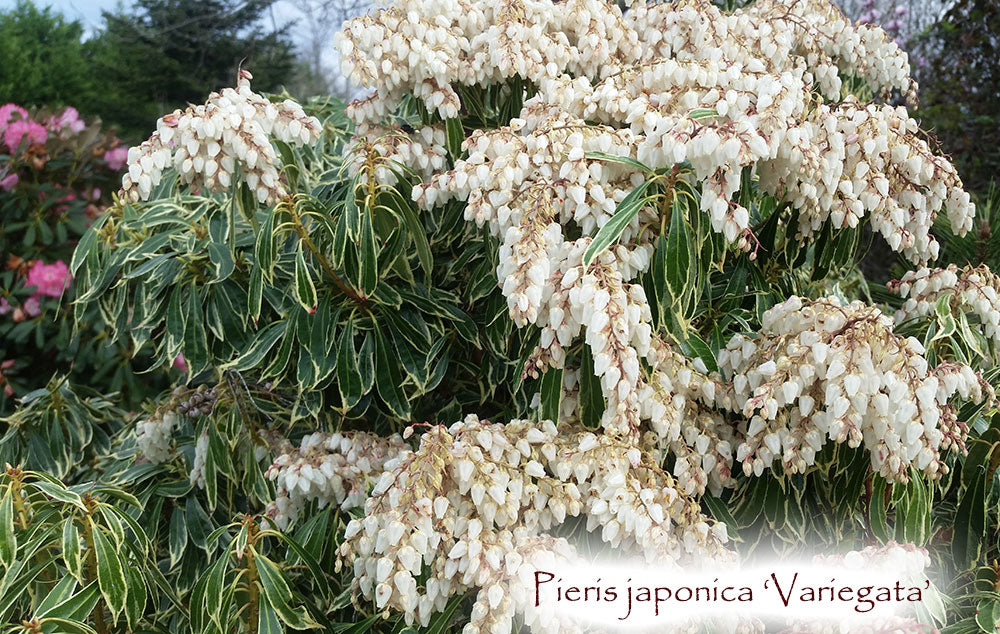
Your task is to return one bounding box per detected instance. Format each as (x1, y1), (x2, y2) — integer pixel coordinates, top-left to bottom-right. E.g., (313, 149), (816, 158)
(135, 411), (178, 464)
(324, 1), (991, 629)
(347, 122), (449, 185)
(640, 336), (739, 496)
(189, 432), (209, 489)
(627, 0), (914, 102)
(335, 0), (980, 492)
(336, 415), (734, 632)
(263, 431), (407, 530)
(342, 0), (974, 264)
(335, 0), (639, 122)
(120, 70), (322, 204)
(719, 296), (990, 482)
(889, 264), (1000, 351)
(782, 541), (933, 634)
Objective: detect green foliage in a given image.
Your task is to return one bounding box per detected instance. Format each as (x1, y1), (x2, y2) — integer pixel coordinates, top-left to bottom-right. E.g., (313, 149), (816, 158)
(911, 0), (1000, 194)
(0, 2), (94, 112)
(72, 97), (530, 432)
(85, 0), (299, 137)
(0, 106), (165, 413)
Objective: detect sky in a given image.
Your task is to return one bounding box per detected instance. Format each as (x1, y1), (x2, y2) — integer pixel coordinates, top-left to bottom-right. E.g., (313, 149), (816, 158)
(20, 0), (118, 31)
(4, 1), (318, 42)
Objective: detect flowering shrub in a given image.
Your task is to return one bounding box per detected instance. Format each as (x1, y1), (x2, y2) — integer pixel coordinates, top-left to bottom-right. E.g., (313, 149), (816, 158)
(1, 0), (998, 632)
(0, 102), (160, 410)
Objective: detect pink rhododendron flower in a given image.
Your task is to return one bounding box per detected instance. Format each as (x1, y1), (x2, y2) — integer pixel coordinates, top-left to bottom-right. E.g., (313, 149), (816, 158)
(4, 120), (47, 152)
(25, 260), (71, 298)
(22, 296), (41, 317)
(173, 354), (188, 373)
(103, 146), (129, 171)
(0, 104), (27, 130)
(0, 172), (17, 191)
(49, 107), (85, 133)
(0, 298), (10, 315)
(54, 192), (76, 213)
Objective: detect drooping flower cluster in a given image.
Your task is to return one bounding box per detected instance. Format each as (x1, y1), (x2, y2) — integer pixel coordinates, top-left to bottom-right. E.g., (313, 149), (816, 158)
(335, 0), (639, 123)
(135, 411), (179, 464)
(325, 0), (990, 630)
(889, 264), (1000, 352)
(263, 431), (407, 530)
(341, 0), (974, 265)
(189, 432), (209, 489)
(120, 70), (323, 204)
(718, 296), (990, 481)
(640, 336), (739, 496)
(347, 122), (448, 185)
(337, 415), (734, 632)
(782, 541), (934, 634)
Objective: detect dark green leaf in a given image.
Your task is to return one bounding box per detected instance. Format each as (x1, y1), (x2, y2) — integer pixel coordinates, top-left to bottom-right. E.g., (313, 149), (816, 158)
(0, 492), (14, 567)
(539, 368), (563, 423)
(374, 322), (411, 418)
(295, 242), (318, 311)
(90, 521), (127, 619)
(169, 506), (187, 568)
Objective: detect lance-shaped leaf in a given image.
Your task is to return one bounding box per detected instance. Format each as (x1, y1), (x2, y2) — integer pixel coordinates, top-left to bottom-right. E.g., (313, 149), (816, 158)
(374, 322), (411, 419)
(231, 321), (286, 371)
(254, 552), (312, 629)
(583, 179), (653, 266)
(953, 465), (987, 568)
(249, 260), (264, 321)
(0, 492), (15, 568)
(70, 212), (109, 276)
(62, 518), (83, 580)
(445, 117), (464, 160)
(168, 505), (188, 568)
(684, 332), (718, 374)
(584, 152), (652, 174)
(294, 242), (318, 311)
(359, 212), (379, 295)
(539, 367), (563, 422)
(578, 346), (605, 429)
(665, 194), (691, 299)
(337, 318), (364, 409)
(90, 520), (127, 620)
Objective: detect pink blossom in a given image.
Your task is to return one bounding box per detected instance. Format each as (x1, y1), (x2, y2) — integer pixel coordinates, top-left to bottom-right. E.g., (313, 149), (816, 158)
(103, 146), (130, 171)
(54, 192), (77, 213)
(4, 120), (47, 153)
(0, 104), (28, 130)
(23, 296), (41, 317)
(0, 298), (9, 315)
(173, 354), (188, 373)
(24, 260), (71, 298)
(0, 172), (17, 191)
(49, 107), (85, 133)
